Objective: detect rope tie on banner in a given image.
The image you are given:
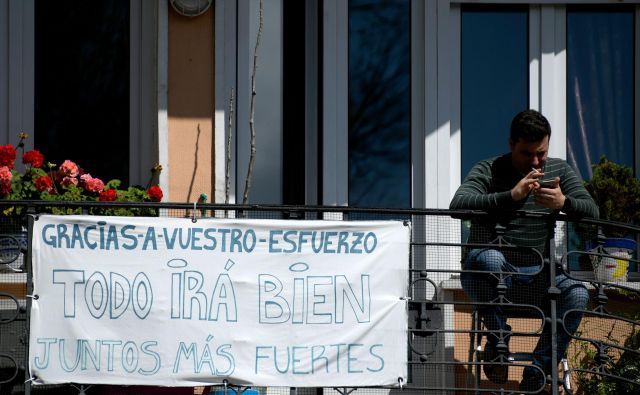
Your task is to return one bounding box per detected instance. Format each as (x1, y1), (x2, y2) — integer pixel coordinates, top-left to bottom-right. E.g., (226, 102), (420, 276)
(71, 384), (93, 395)
(223, 378), (229, 395)
(192, 202), (198, 223)
(25, 375), (37, 384)
(26, 294), (39, 300)
(398, 377), (404, 389)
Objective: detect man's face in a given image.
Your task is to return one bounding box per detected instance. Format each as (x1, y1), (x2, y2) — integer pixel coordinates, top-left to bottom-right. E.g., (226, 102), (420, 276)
(509, 135), (549, 174)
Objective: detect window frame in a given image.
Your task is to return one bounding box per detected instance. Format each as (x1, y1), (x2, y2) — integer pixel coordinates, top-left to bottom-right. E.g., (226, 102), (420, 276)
(0, 0), (166, 189)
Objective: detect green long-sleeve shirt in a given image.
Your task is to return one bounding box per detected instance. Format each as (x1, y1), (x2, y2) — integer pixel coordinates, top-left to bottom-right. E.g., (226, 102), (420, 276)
(450, 154), (599, 263)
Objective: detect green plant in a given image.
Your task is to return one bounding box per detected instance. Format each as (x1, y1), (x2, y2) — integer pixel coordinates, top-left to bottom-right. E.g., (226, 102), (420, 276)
(571, 290), (640, 394)
(572, 326), (640, 395)
(584, 156), (640, 226)
(0, 133), (163, 217)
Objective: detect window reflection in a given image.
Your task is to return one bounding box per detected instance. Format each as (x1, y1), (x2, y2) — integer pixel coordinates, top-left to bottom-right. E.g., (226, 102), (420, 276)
(566, 6), (636, 273)
(461, 5), (528, 179)
(35, 0), (130, 185)
(566, 6), (634, 180)
(348, 0), (410, 208)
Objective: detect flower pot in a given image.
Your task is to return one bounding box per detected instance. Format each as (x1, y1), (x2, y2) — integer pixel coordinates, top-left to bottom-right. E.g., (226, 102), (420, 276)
(588, 237), (637, 282)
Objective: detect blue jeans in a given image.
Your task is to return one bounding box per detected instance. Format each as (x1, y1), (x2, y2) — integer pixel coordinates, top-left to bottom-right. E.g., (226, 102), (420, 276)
(461, 248), (589, 379)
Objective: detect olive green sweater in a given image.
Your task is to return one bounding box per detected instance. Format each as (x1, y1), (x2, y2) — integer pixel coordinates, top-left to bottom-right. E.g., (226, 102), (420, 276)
(450, 154), (599, 262)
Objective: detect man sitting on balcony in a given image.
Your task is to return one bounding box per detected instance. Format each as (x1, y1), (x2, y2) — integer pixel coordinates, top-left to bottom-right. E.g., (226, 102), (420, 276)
(449, 109), (599, 392)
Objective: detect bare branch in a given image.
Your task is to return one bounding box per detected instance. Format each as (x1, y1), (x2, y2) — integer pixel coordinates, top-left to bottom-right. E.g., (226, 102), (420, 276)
(225, 88), (234, 205)
(242, 0), (263, 205)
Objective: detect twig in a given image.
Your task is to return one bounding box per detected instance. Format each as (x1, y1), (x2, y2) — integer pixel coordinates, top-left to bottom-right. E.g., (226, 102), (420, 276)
(242, 0), (263, 205)
(226, 88), (234, 205)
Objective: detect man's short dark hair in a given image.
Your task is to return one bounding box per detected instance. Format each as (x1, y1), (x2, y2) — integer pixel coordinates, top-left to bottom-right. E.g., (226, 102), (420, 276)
(510, 109), (551, 143)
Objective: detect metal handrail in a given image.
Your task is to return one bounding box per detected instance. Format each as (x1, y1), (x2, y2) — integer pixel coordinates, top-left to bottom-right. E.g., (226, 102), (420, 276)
(0, 203), (636, 394)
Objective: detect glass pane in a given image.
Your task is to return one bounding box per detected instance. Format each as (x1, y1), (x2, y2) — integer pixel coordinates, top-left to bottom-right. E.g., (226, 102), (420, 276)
(242, 0), (283, 204)
(566, 6), (636, 273)
(461, 5), (528, 179)
(567, 6), (634, 180)
(35, 0), (130, 185)
(348, 0), (410, 208)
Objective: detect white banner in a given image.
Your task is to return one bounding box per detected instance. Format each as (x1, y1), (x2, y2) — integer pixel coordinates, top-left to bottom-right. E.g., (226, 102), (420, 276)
(29, 215), (410, 387)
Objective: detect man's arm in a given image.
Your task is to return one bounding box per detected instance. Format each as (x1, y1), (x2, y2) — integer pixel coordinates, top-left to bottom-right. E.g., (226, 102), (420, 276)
(449, 161), (513, 210)
(558, 163), (600, 218)
(532, 161), (599, 217)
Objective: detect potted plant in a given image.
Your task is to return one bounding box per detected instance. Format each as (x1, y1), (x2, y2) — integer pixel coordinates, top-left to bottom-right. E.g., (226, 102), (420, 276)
(583, 156), (640, 282)
(0, 133), (164, 273)
(0, 133), (164, 212)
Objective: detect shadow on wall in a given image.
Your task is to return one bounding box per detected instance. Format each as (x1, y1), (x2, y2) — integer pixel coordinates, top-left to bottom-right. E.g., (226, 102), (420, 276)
(186, 124), (202, 203)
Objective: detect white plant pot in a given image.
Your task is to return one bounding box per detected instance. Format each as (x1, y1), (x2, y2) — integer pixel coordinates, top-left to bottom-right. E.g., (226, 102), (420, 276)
(589, 237), (637, 282)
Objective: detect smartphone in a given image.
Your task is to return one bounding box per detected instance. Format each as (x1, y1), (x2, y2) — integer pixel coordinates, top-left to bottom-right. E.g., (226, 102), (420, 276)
(538, 179), (556, 188)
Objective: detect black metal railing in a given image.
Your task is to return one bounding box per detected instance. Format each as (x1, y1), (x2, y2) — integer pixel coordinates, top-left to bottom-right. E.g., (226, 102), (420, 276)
(0, 202), (637, 395)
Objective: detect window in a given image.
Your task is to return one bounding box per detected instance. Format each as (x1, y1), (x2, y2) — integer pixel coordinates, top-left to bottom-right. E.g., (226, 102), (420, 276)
(566, 5), (637, 274)
(348, 0), (411, 208)
(2, 0), (161, 188)
(460, 5), (529, 179)
(35, 0), (130, 184)
(566, 5), (635, 179)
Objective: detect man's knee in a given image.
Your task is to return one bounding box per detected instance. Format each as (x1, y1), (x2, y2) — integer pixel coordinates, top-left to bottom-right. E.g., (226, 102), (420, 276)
(470, 249), (506, 272)
(564, 284), (589, 310)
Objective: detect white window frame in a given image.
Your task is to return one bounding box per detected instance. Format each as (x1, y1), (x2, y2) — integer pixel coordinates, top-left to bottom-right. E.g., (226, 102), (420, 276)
(216, 0), (321, 206)
(214, 0), (237, 203)
(322, 0), (349, 206)
(0, 0), (165, 189)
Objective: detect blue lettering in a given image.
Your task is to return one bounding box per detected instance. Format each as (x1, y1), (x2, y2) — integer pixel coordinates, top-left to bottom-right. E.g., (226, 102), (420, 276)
(164, 228), (179, 249)
(42, 224), (56, 247)
(71, 224), (85, 249)
(282, 231), (297, 253)
(84, 225), (97, 249)
(191, 228), (203, 250)
(350, 232), (364, 254)
(121, 225), (138, 250)
(269, 230), (283, 253)
(323, 232), (337, 253)
(142, 227), (157, 250)
(364, 232), (377, 253)
(203, 228), (217, 250)
(367, 344), (384, 372)
(105, 226), (119, 250)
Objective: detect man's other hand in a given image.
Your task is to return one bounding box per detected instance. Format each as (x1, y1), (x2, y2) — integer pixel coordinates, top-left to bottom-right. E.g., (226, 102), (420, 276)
(533, 176), (565, 209)
(511, 169), (543, 201)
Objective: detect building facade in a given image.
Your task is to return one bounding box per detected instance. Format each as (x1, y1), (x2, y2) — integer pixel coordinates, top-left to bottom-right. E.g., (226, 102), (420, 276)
(1, 0), (638, 206)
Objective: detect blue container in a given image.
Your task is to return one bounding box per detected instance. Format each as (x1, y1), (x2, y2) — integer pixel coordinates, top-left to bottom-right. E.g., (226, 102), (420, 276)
(211, 389), (259, 395)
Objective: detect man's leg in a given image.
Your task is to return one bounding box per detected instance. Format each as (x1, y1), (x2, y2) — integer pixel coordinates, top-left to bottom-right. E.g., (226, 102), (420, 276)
(461, 249), (517, 383)
(461, 248), (515, 332)
(521, 274), (589, 389)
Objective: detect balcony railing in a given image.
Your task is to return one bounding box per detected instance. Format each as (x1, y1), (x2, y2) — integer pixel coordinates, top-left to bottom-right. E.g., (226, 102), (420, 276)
(0, 202), (638, 395)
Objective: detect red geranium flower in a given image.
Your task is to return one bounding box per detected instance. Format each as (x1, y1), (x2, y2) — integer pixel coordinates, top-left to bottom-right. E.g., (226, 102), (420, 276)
(0, 144), (17, 169)
(0, 166), (12, 195)
(99, 189), (117, 202)
(23, 150), (45, 168)
(147, 185), (163, 202)
(35, 175), (54, 193)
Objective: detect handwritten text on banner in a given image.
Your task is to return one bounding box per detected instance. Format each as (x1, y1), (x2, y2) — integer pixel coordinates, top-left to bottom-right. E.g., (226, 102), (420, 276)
(29, 215), (410, 387)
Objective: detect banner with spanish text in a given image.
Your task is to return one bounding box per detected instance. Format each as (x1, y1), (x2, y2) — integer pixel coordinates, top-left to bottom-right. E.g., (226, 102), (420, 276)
(29, 215), (409, 387)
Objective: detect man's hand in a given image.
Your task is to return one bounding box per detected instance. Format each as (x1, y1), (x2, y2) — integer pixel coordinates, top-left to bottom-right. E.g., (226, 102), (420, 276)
(533, 176), (565, 209)
(511, 169), (543, 201)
